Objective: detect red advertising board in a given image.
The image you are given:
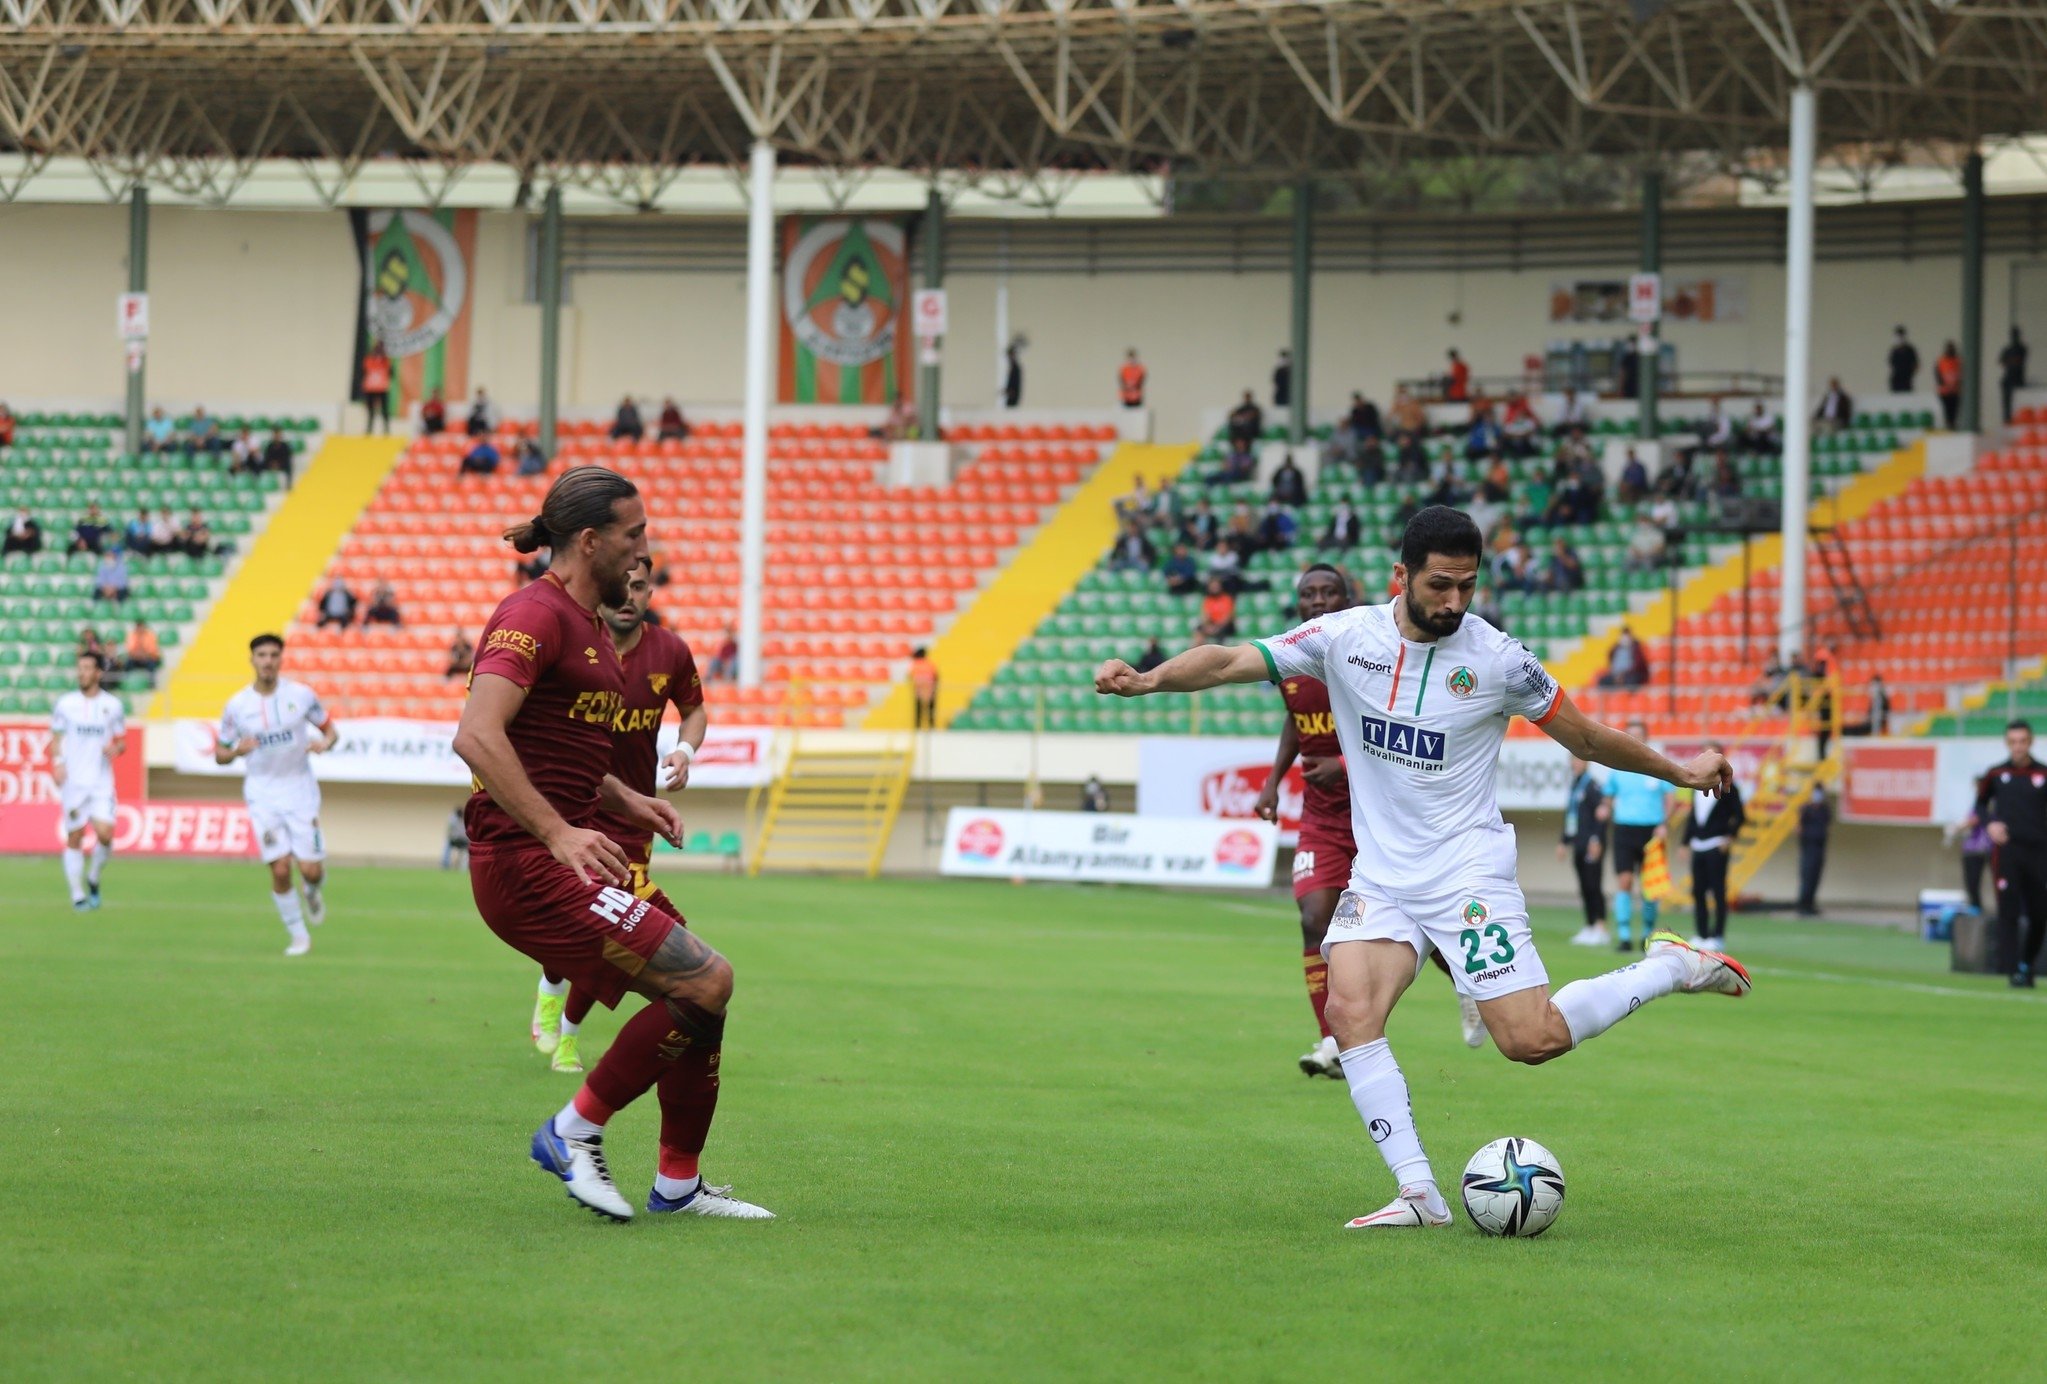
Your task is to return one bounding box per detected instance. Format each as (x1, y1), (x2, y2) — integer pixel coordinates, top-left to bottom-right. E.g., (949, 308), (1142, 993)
(0, 718), (256, 856)
(1841, 743), (1938, 822)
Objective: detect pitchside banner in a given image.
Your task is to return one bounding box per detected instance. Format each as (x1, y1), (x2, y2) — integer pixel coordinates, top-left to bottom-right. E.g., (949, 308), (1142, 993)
(778, 217), (914, 405)
(171, 718), (777, 790)
(940, 808), (1279, 888)
(351, 208), (479, 415)
(0, 718), (255, 855)
(1837, 738), (2006, 825)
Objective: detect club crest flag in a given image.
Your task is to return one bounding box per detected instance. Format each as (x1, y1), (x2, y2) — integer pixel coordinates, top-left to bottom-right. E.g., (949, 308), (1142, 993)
(778, 216), (913, 404)
(350, 209), (479, 414)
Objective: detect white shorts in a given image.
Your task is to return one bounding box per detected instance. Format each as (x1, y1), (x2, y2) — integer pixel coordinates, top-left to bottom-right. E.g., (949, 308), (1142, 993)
(1323, 880), (1550, 1002)
(250, 800), (325, 864)
(60, 782), (116, 833)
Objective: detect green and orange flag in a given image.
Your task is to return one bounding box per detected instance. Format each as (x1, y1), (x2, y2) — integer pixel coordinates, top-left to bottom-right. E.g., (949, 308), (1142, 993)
(350, 208), (478, 414)
(778, 216), (913, 405)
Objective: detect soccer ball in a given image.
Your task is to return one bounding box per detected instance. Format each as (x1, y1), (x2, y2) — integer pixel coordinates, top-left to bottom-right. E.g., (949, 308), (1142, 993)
(1461, 1136), (1566, 1237)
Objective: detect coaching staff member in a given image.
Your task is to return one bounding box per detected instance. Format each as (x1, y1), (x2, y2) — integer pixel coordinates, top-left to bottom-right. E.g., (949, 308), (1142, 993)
(1973, 719), (2047, 988)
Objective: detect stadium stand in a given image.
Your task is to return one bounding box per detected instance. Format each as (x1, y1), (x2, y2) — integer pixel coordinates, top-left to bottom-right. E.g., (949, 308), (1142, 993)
(0, 410), (315, 713)
(283, 416), (1117, 726)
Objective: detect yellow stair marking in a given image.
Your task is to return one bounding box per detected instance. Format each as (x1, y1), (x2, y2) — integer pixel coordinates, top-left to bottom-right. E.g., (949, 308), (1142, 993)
(864, 441), (1199, 728)
(161, 436), (407, 718)
(1549, 441), (1927, 691)
(749, 739), (914, 877)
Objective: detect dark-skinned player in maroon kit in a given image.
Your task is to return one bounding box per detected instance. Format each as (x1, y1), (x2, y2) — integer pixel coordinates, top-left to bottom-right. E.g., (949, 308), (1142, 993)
(454, 466), (771, 1222)
(1256, 564), (1485, 1078)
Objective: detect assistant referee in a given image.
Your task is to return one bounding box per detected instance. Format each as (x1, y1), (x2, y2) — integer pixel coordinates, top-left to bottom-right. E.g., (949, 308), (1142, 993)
(1973, 718), (2047, 988)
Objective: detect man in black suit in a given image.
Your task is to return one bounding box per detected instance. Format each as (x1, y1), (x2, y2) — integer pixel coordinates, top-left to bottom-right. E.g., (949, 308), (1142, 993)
(1681, 745), (1747, 947)
(1559, 756), (1611, 948)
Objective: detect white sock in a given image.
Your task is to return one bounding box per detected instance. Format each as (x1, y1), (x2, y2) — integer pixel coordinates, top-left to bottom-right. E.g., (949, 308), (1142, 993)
(62, 848), (86, 902)
(653, 1172), (700, 1201)
(537, 976), (570, 999)
(1551, 951), (1688, 1047)
(558, 1016), (580, 1038)
(88, 842), (111, 886)
(272, 888), (308, 939)
(553, 1101), (605, 1141)
(1336, 1038), (1446, 1214)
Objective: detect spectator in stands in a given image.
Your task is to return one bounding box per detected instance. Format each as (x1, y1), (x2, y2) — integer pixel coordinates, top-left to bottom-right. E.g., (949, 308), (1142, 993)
(123, 506), (151, 555)
(610, 395), (644, 442)
(461, 435), (502, 477)
(70, 503), (110, 555)
(1814, 376), (1854, 433)
(708, 627), (739, 681)
(1796, 783), (1832, 917)
(0, 401), (13, 449)
(1444, 348), (1471, 403)
(1319, 500), (1360, 552)
(94, 548), (130, 604)
(1269, 455), (1308, 506)
(1692, 400), (1734, 457)
(1258, 501), (1297, 552)
(262, 430), (295, 482)
(1542, 536), (1585, 593)
(361, 343), (392, 434)
(1750, 651), (1791, 709)
(1110, 521), (1155, 572)
(1711, 452), (1744, 500)
(1004, 341), (1023, 409)
(1114, 474), (1154, 527)
(1482, 455), (1515, 505)
(1204, 539), (1243, 591)
(123, 619), (161, 685)
(1224, 502), (1259, 555)
(179, 508), (215, 558)
(1464, 488), (1507, 543)
(421, 390), (447, 435)
(1182, 498), (1219, 551)
(365, 581), (402, 627)
(1118, 349), (1147, 408)
(880, 396), (918, 441)
(227, 427), (259, 473)
(1500, 393), (1539, 458)
(1550, 386), (1588, 435)
(1888, 325), (1919, 393)
(147, 506), (175, 555)
(1539, 461), (1588, 528)
(1160, 542), (1201, 596)
(446, 631), (474, 679)
(1617, 335), (1640, 399)
(1599, 626), (1650, 688)
(5, 505), (42, 556)
(1626, 510), (1667, 571)
(1425, 457), (1467, 510)
(184, 405), (222, 457)
(1391, 490), (1424, 542)
(466, 386), (495, 437)
(657, 397), (689, 441)
(1348, 391), (1382, 446)
(1655, 448), (1696, 500)
(1227, 391), (1264, 448)
(1272, 348), (1292, 409)
(910, 647), (940, 728)
(1389, 385), (1427, 443)
(1616, 448), (1649, 505)
(1935, 341), (1963, 428)
(1208, 438), (1257, 487)
(1079, 774), (1110, 812)
(1846, 672), (1891, 737)
(1492, 531), (1533, 593)
(143, 406), (175, 454)
(1472, 585), (1506, 632)
(1134, 638), (1167, 674)
(1463, 408), (1501, 461)
(1741, 401), (1781, 455)
(514, 546), (551, 586)
(77, 627), (111, 664)
(1196, 577), (1237, 642)
(2001, 327), (2029, 425)
(317, 578), (358, 629)
(515, 437), (548, 477)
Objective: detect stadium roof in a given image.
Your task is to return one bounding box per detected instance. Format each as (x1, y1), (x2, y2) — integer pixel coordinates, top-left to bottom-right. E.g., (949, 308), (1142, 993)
(4, 0), (2047, 206)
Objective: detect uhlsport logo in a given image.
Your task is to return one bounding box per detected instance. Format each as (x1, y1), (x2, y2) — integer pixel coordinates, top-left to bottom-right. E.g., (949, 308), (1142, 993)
(1213, 828), (1264, 874)
(956, 817), (1004, 860)
(1447, 665), (1478, 699)
(1462, 898), (1489, 926)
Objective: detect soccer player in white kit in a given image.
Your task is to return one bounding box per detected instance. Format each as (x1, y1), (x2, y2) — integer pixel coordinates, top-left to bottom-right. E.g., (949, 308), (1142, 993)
(1096, 507), (1752, 1229)
(215, 633), (338, 955)
(50, 651), (127, 911)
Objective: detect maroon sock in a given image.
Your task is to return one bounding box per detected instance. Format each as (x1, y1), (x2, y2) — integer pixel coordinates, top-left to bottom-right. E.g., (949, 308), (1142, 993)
(1303, 951), (1332, 1039)
(656, 1045), (723, 1181)
(564, 986), (595, 1027)
(582, 998), (726, 1115)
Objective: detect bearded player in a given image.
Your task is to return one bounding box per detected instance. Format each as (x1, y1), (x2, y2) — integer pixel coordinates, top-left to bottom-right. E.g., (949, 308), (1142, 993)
(1097, 507), (1749, 1230)
(531, 557), (708, 1081)
(454, 466), (771, 1223)
(1256, 564), (1484, 1079)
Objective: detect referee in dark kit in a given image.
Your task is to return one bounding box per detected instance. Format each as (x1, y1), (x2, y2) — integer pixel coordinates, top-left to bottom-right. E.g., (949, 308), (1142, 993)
(1973, 719), (2047, 988)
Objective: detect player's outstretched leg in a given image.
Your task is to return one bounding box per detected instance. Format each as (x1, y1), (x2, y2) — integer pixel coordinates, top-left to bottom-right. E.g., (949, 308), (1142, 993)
(1323, 939), (1452, 1229)
(533, 973), (568, 1055)
(552, 985), (595, 1074)
(1481, 933), (1751, 1067)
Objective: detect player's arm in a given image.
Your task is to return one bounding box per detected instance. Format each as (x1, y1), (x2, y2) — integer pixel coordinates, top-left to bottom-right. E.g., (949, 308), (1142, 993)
(597, 772), (683, 847)
(48, 727), (67, 786)
(1256, 713), (1299, 822)
(661, 701), (708, 790)
(308, 711), (339, 754)
(453, 673), (630, 886)
(1096, 642), (1269, 697)
(1538, 693), (1731, 795)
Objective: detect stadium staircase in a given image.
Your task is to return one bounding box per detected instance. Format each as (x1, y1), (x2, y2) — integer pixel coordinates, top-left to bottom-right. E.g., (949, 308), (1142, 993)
(748, 733), (913, 877)
(0, 410), (317, 717)
(280, 417), (1117, 726)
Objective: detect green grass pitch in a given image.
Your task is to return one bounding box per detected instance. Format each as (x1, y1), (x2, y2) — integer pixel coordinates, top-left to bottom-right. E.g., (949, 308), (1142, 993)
(3, 857), (2039, 1381)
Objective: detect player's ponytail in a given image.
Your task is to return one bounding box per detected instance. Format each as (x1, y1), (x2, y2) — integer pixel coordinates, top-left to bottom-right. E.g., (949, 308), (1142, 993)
(502, 464), (637, 553)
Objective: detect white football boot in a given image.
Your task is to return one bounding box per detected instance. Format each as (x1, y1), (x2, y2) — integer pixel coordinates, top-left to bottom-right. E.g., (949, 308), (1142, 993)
(1345, 1186), (1453, 1229)
(284, 934), (311, 957)
(1298, 1034), (1344, 1079)
(530, 1119), (633, 1222)
(646, 1180), (777, 1219)
(1648, 931), (1752, 996)
(1458, 994), (1489, 1049)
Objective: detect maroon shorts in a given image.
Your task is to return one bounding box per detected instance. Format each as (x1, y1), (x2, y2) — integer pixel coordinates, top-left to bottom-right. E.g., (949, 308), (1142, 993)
(1291, 821), (1357, 901)
(470, 842), (679, 1011)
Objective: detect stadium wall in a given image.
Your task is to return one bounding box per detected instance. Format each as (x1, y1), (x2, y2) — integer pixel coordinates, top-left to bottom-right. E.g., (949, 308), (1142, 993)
(1, 202), (2034, 442)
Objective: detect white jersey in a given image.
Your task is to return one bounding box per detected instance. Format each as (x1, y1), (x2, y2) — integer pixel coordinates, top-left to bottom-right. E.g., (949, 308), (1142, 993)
(51, 690), (126, 790)
(1255, 600), (1563, 900)
(219, 679), (329, 807)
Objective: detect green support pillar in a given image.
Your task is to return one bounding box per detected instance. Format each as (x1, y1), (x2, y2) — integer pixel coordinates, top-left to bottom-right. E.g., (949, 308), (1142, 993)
(124, 185), (149, 457)
(538, 185), (563, 457)
(1639, 170), (1662, 441)
(918, 188), (944, 442)
(1289, 178), (1314, 447)
(1961, 152), (1985, 432)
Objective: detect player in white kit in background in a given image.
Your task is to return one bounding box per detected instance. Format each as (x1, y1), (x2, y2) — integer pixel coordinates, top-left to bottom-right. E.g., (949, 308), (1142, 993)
(50, 651), (127, 911)
(1095, 507), (1752, 1230)
(215, 634), (338, 955)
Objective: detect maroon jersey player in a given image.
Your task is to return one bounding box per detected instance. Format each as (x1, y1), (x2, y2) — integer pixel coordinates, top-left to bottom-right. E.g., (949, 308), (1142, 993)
(455, 466), (768, 1222)
(1257, 563), (1479, 1078)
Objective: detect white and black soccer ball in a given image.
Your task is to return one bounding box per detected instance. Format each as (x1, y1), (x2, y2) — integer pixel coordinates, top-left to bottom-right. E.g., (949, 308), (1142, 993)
(1461, 1136), (1566, 1237)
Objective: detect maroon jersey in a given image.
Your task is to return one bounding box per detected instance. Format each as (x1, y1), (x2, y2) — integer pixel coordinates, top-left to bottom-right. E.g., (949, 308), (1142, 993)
(1279, 674), (1350, 827)
(593, 622), (705, 864)
(463, 573), (625, 849)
